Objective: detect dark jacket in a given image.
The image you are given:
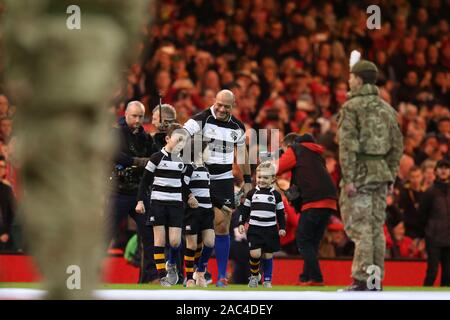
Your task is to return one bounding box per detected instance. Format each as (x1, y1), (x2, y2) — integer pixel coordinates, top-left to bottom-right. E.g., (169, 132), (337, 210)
(291, 142), (338, 206)
(0, 181), (15, 235)
(112, 117), (154, 195)
(398, 183), (424, 239)
(419, 179), (450, 247)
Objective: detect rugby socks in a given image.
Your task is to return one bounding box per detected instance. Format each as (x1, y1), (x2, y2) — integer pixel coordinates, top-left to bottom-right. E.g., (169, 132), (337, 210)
(197, 245), (214, 272)
(169, 245), (180, 265)
(250, 257), (261, 276)
(184, 248), (195, 280)
(215, 234), (230, 279)
(262, 258), (273, 282)
(154, 246), (167, 278)
(194, 240), (203, 267)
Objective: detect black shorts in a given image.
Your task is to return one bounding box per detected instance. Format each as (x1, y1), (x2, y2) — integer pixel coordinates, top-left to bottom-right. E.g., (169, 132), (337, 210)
(247, 225), (280, 253)
(210, 178), (235, 209)
(147, 202), (184, 228)
(184, 207), (215, 235)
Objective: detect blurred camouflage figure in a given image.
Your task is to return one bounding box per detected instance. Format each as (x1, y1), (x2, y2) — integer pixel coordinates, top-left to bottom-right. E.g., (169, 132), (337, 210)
(337, 52), (403, 291)
(4, 0), (149, 298)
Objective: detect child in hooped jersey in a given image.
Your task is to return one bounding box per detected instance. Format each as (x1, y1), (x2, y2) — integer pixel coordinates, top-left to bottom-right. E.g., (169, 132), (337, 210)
(238, 161), (286, 288)
(183, 138), (233, 287)
(135, 123), (189, 287)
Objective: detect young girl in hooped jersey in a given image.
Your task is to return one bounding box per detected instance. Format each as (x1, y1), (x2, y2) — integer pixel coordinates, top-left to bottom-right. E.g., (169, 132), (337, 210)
(237, 161), (286, 288)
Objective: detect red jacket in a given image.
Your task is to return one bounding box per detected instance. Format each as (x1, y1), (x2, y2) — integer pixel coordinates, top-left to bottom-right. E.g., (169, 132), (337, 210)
(280, 196), (299, 246)
(277, 143), (337, 212)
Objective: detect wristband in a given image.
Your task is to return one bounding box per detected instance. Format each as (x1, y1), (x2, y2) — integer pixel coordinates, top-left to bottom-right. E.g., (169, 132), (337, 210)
(244, 175), (252, 184)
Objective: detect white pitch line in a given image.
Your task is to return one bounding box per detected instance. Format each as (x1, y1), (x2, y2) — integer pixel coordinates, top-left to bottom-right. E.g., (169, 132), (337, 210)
(1, 288), (450, 300)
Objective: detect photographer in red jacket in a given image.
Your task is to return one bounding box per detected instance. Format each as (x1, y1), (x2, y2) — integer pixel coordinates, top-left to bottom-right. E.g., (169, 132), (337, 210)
(277, 133), (338, 285)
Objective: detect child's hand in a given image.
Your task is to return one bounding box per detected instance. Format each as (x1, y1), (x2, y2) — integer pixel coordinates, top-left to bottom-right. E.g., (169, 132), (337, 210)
(188, 195), (199, 208)
(221, 205), (232, 216)
(135, 201), (145, 214)
(279, 229), (286, 237)
(238, 225), (245, 234)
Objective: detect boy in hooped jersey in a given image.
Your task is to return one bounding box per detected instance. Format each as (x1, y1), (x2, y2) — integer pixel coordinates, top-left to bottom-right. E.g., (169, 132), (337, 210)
(238, 161), (286, 288)
(136, 123), (189, 287)
(183, 138), (233, 287)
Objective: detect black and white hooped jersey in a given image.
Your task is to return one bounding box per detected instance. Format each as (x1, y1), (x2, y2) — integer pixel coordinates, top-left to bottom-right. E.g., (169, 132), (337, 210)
(238, 186), (286, 229)
(137, 147), (185, 205)
(183, 107), (246, 181)
(183, 164), (223, 210)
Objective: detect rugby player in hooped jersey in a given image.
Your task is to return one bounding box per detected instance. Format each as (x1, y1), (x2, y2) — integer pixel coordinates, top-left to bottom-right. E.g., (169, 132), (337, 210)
(184, 89), (252, 287)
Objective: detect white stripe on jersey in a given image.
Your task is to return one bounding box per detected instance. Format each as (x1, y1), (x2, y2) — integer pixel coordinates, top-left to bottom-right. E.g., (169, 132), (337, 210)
(158, 159), (184, 171)
(250, 194), (276, 204)
(190, 188), (210, 198)
(184, 118), (202, 136)
(145, 161), (156, 172)
(207, 152), (234, 166)
(249, 219), (276, 227)
(153, 177), (182, 187)
(151, 191), (182, 202)
(198, 203), (213, 209)
(203, 123), (243, 144)
(209, 171), (233, 180)
(276, 202), (285, 210)
(249, 210), (277, 219)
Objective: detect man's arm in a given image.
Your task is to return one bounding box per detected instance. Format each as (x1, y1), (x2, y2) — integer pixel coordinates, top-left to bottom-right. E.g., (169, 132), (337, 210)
(238, 190), (254, 226)
(235, 127), (253, 194)
(276, 147), (297, 175)
(338, 106), (359, 186)
(418, 189), (432, 238)
(183, 118), (202, 136)
(385, 117), (404, 181)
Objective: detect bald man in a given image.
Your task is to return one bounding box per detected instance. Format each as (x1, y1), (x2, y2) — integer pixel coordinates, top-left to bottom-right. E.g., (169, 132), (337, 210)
(184, 89), (252, 287)
(109, 100), (158, 283)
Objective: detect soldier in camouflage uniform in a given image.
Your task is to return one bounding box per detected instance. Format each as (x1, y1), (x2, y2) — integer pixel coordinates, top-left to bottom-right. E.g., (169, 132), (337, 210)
(337, 58), (403, 291)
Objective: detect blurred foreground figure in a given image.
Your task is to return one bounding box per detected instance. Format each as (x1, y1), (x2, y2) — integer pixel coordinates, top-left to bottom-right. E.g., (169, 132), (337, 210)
(4, 0), (149, 298)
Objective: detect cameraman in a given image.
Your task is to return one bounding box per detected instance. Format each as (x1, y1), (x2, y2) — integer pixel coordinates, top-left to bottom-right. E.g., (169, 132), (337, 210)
(109, 100), (158, 283)
(150, 103), (177, 154)
(277, 133), (337, 285)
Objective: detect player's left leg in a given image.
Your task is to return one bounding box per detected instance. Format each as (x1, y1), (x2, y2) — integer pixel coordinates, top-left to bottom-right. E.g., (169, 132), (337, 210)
(261, 252), (274, 288)
(211, 178), (235, 287)
(249, 248), (262, 287)
(184, 234), (197, 287)
(196, 228), (215, 287)
(214, 206), (232, 286)
(167, 226), (182, 285)
(372, 183), (388, 289)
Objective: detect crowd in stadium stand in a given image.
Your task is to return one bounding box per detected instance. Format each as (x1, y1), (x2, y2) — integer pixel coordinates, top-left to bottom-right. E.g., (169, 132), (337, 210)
(1, 0), (449, 263)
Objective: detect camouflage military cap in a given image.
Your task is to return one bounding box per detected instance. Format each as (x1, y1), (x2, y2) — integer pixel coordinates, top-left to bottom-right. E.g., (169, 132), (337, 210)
(351, 59), (378, 75)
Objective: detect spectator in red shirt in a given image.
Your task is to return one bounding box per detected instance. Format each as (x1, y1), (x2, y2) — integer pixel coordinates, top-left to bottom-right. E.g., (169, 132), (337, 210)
(277, 133), (338, 285)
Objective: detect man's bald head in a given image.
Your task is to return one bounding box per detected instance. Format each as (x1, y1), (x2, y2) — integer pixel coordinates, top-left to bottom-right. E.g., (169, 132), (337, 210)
(216, 89), (235, 105)
(126, 100), (145, 113)
(125, 101), (145, 132)
(213, 89), (235, 121)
